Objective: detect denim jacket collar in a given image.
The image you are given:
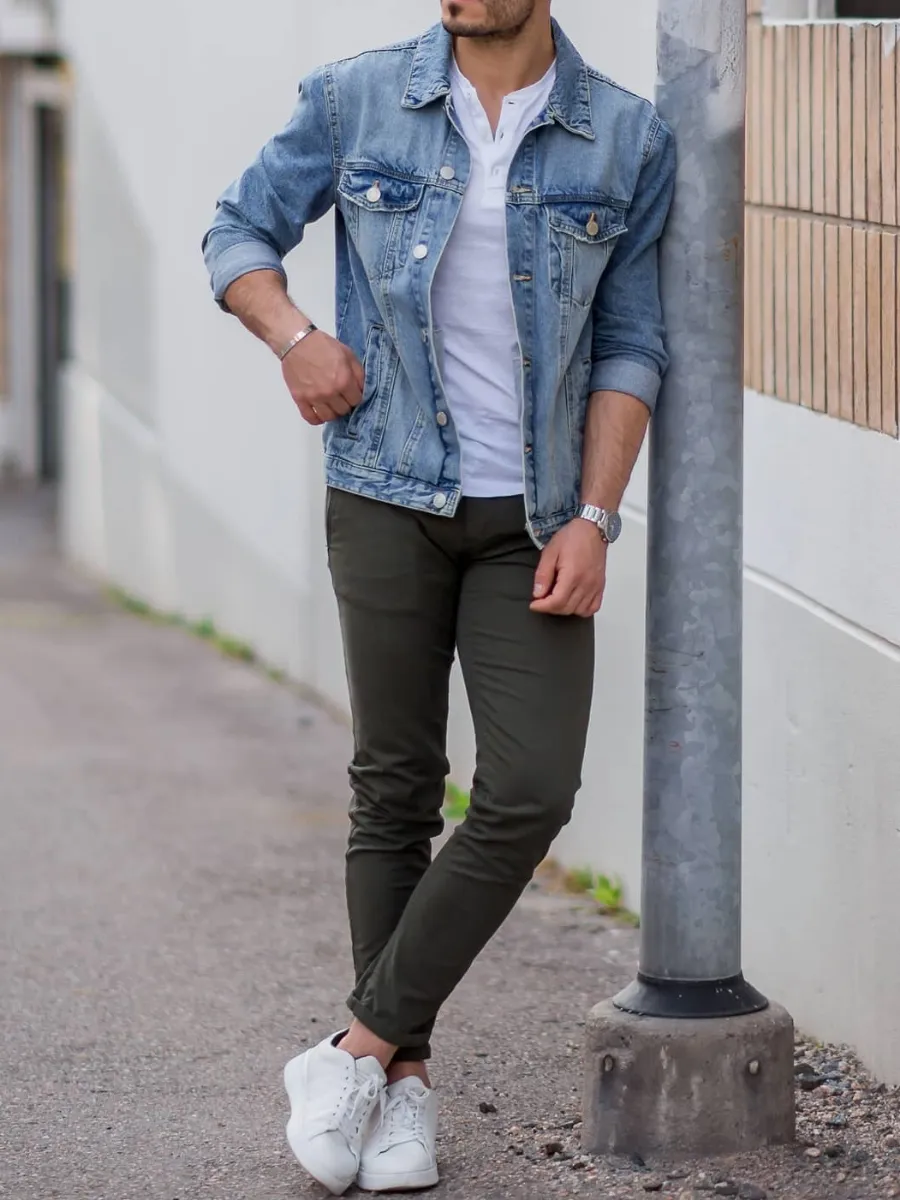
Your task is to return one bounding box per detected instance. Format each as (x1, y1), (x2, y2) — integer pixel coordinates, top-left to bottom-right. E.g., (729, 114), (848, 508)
(401, 19), (595, 140)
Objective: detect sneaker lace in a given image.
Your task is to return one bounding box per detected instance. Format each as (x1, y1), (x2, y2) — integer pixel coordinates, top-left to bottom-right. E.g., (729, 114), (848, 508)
(379, 1087), (427, 1150)
(334, 1072), (383, 1144)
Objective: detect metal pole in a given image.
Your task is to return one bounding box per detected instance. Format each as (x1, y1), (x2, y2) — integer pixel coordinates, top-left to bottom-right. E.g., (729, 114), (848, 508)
(614, 0), (767, 1019)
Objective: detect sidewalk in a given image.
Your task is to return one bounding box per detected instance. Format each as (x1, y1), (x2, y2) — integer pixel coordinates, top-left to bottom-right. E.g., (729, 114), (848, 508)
(1, 486), (896, 1200)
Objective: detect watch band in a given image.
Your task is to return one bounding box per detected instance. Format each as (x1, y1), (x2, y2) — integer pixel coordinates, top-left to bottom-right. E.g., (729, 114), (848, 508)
(576, 503), (622, 544)
(279, 323), (318, 362)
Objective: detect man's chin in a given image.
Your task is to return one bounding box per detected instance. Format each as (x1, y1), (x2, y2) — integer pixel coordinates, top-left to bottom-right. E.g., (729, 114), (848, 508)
(442, 18), (490, 36)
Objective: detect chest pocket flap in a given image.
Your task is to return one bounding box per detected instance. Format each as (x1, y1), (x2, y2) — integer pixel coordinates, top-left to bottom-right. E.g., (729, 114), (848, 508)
(338, 169), (425, 213)
(547, 201), (627, 245)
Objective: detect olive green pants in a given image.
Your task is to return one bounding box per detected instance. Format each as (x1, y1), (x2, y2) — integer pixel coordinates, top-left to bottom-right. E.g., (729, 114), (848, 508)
(327, 488), (594, 1060)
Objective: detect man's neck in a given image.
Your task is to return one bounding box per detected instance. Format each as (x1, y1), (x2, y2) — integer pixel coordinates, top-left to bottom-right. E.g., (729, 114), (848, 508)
(453, 14), (555, 131)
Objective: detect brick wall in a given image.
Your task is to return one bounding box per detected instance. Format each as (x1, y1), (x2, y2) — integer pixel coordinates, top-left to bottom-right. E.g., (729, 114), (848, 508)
(745, 12), (900, 436)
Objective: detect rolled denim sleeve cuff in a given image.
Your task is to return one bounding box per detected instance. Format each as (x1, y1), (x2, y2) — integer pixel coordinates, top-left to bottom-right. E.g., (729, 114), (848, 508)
(589, 357), (663, 412)
(209, 240), (287, 309)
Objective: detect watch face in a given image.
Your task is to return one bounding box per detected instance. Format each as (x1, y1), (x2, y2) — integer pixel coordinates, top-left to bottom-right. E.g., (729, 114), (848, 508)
(605, 512), (623, 543)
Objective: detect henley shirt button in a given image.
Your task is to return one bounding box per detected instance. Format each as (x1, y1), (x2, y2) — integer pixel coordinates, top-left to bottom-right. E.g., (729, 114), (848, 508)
(432, 493), (448, 510)
(413, 244), (429, 261)
(436, 411), (448, 427)
(440, 165), (456, 180)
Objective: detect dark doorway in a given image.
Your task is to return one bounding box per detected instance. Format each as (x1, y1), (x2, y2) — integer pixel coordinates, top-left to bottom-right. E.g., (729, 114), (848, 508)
(35, 103), (67, 483)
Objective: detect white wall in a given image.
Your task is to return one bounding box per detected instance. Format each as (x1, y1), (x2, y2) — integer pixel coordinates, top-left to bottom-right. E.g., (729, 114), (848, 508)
(552, 395), (900, 1084)
(58, 0), (900, 1084)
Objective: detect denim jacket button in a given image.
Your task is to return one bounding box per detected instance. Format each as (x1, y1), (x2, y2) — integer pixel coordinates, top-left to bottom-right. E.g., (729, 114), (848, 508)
(413, 244), (429, 261)
(436, 412), (448, 427)
(440, 166), (456, 181)
(432, 493), (448, 509)
(366, 183), (381, 203)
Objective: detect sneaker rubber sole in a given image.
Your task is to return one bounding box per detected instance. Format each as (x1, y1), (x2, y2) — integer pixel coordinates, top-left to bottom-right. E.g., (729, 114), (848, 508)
(357, 1163), (440, 1192)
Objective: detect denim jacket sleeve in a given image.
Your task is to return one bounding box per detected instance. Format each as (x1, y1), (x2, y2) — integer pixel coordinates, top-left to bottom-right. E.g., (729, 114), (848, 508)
(202, 68), (336, 308)
(588, 117), (676, 412)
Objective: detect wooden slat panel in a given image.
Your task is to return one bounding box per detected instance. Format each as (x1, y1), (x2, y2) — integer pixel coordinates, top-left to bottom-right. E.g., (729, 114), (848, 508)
(775, 217), (789, 401)
(786, 26), (800, 212)
(882, 29), (897, 229)
(747, 0), (762, 17)
(799, 217), (813, 408)
(762, 214), (776, 397)
(853, 26), (870, 222)
(798, 25), (812, 214)
(761, 25), (775, 208)
(811, 219), (827, 413)
(839, 223), (855, 421)
(838, 24), (853, 220)
(825, 222), (841, 414)
(774, 25), (787, 210)
(824, 25), (840, 218)
(811, 24), (826, 216)
(747, 19), (761, 206)
(787, 217), (801, 404)
(746, 210), (763, 392)
(852, 228), (867, 426)
(867, 228), (882, 431)
(867, 24), (882, 227)
(882, 234), (898, 437)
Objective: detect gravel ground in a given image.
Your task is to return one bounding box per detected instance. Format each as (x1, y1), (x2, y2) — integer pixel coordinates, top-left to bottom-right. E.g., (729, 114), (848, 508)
(2, 487), (898, 1200)
(486, 1013), (900, 1200)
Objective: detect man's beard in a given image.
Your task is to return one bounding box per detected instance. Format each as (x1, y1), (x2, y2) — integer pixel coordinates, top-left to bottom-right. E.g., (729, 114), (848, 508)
(444, 0), (536, 41)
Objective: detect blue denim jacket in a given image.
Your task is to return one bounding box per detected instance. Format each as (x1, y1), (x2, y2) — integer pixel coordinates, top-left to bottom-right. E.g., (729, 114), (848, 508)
(203, 21), (675, 545)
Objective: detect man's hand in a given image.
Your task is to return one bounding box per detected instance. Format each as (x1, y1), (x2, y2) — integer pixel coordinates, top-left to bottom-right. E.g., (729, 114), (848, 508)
(530, 519), (607, 618)
(282, 331), (365, 427)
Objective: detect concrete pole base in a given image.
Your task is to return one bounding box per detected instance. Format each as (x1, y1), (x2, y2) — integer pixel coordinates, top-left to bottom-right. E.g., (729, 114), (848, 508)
(583, 999), (796, 1158)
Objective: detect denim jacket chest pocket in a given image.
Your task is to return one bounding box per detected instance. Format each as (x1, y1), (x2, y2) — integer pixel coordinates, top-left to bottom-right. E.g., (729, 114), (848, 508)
(337, 168), (426, 282)
(545, 201), (628, 309)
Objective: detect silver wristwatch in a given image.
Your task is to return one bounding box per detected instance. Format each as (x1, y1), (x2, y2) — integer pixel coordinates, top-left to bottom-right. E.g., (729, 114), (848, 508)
(576, 503), (623, 544)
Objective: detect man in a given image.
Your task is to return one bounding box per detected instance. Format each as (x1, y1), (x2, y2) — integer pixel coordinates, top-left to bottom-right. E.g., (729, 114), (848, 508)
(203, 0), (674, 1192)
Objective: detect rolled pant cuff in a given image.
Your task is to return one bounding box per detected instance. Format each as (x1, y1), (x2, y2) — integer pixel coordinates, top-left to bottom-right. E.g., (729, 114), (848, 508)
(347, 994), (432, 1061)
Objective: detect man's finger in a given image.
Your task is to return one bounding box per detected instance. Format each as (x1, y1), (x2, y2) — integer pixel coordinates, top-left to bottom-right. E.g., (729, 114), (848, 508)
(297, 400), (324, 426)
(561, 586), (587, 616)
(339, 368), (364, 408)
(533, 546), (560, 601)
(532, 571), (578, 614)
(339, 388), (363, 413)
(577, 591), (602, 619)
(317, 394), (351, 419)
(349, 356), (365, 393)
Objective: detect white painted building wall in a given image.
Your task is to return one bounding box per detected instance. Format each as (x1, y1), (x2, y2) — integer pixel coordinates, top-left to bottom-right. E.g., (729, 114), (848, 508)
(57, 0), (900, 1083)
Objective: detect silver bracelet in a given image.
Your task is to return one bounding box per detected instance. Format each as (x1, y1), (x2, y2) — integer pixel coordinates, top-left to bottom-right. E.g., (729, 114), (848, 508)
(278, 323), (318, 362)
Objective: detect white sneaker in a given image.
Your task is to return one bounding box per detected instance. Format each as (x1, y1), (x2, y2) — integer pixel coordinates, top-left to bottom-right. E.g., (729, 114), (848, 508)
(284, 1032), (386, 1196)
(358, 1077), (439, 1193)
